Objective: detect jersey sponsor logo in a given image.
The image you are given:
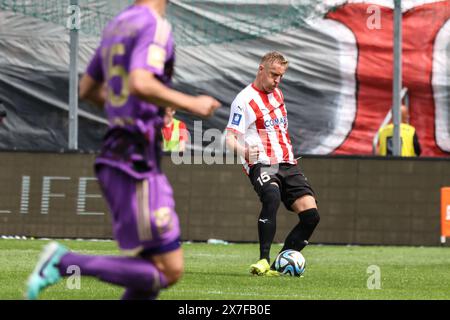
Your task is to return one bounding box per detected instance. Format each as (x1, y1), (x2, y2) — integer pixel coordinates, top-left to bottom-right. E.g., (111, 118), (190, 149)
(232, 113), (242, 126)
(264, 116), (288, 128)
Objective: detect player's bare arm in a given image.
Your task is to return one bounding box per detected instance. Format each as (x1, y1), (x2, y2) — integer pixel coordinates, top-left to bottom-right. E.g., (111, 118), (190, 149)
(129, 69), (220, 117)
(79, 73), (106, 108)
(225, 130), (259, 164)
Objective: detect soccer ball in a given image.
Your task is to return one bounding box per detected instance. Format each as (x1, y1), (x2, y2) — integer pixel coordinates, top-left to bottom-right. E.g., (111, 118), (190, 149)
(274, 249), (306, 277)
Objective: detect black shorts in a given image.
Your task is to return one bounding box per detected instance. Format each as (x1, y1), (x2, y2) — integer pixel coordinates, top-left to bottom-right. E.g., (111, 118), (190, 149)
(249, 163), (316, 211)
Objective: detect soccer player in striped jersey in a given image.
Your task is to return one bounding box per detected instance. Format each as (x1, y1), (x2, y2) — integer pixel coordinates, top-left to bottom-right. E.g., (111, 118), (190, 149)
(226, 52), (320, 276)
(26, 0), (220, 300)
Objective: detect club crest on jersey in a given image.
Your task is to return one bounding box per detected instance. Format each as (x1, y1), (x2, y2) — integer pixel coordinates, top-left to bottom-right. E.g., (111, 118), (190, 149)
(232, 113), (242, 126)
(265, 116), (288, 128)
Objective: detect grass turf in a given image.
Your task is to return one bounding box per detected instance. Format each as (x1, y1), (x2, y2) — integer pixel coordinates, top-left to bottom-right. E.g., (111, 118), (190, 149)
(1, 239), (450, 300)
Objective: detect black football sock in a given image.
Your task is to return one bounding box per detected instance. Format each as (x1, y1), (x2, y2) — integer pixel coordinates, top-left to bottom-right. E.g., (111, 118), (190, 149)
(257, 185), (281, 263)
(272, 208), (320, 268)
(281, 208), (320, 252)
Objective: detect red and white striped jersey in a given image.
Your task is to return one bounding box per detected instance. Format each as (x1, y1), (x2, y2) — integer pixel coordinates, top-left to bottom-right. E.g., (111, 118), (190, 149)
(226, 83), (297, 174)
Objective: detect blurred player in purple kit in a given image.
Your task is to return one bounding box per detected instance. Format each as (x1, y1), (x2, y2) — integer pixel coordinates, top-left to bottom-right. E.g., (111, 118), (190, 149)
(26, 0), (220, 300)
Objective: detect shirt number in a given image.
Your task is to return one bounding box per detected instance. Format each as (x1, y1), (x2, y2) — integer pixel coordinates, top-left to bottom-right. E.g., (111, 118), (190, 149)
(105, 44), (129, 108)
(257, 172), (271, 186)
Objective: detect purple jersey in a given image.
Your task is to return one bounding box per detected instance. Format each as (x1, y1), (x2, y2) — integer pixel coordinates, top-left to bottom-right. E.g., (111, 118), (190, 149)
(86, 5), (175, 178)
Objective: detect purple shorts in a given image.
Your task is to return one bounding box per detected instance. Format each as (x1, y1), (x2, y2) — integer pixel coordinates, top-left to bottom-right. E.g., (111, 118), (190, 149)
(96, 165), (181, 256)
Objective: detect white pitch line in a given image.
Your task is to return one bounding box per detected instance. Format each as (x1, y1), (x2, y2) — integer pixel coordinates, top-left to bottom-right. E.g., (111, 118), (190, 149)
(173, 289), (308, 299)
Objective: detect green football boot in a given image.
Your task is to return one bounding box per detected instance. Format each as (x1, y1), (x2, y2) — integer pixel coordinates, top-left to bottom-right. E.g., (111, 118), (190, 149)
(250, 258), (280, 276)
(250, 258), (270, 275)
(26, 241), (68, 300)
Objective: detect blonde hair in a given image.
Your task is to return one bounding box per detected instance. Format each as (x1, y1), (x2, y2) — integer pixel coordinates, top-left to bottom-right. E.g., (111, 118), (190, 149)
(260, 51), (289, 68)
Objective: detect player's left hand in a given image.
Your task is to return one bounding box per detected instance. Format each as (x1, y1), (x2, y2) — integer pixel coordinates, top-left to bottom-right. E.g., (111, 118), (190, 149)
(191, 95), (221, 117)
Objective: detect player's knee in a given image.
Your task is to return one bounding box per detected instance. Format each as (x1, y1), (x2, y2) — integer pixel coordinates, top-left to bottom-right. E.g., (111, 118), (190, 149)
(260, 184), (281, 210)
(163, 264), (184, 286)
(300, 208), (320, 227)
(292, 194), (317, 212)
(312, 210), (320, 226)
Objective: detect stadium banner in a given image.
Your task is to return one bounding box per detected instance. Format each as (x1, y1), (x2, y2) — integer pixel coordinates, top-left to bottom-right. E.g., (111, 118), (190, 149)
(0, 1), (449, 157)
(0, 152), (112, 239)
(441, 187), (450, 243)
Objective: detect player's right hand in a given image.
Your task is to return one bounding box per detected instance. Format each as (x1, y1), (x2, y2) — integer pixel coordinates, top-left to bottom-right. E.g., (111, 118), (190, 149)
(192, 95), (221, 117)
(245, 145), (260, 164)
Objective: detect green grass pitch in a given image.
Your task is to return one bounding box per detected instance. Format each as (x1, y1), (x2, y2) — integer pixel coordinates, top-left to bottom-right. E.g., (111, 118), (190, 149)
(1, 239), (450, 300)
